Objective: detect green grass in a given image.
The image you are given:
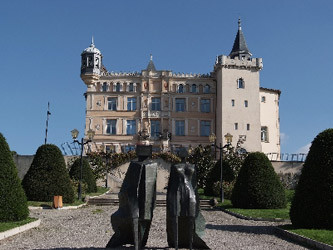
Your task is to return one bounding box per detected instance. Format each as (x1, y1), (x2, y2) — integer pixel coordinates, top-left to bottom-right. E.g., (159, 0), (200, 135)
(0, 217), (37, 233)
(280, 225), (333, 246)
(215, 189), (295, 220)
(28, 186), (110, 208)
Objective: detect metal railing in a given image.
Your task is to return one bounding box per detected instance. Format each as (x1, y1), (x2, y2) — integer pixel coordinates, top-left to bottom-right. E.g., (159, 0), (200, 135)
(266, 153), (307, 162)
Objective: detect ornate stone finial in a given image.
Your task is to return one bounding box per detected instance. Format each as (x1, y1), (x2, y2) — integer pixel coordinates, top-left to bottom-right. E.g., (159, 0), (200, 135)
(238, 18), (242, 30)
(150, 54), (153, 61)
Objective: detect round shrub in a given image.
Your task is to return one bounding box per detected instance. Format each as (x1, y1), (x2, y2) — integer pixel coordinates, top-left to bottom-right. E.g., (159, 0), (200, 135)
(231, 152), (286, 209)
(204, 159), (235, 196)
(22, 144), (74, 203)
(0, 133), (29, 222)
(69, 158), (97, 193)
(290, 129), (333, 229)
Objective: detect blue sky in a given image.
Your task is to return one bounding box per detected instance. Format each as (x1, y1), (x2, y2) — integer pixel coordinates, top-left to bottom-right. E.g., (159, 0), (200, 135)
(1, 0), (332, 155)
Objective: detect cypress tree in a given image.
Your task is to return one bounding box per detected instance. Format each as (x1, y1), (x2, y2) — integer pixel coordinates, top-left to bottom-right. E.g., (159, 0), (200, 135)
(0, 133), (29, 221)
(69, 158), (97, 193)
(22, 144), (74, 203)
(290, 129), (333, 229)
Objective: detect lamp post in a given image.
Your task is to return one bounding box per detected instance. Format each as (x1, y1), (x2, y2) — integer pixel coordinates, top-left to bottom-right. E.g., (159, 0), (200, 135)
(71, 128), (95, 201)
(209, 132), (233, 203)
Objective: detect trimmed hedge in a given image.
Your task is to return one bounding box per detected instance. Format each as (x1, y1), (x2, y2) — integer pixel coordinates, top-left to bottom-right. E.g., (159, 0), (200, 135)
(0, 133), (29, 222)
(69, 158), (97, 193)
(22, 144), (74, 203)
(290, 129), (333, 229)
(204, 159), (235, 196)
(231, 152), (286, 209)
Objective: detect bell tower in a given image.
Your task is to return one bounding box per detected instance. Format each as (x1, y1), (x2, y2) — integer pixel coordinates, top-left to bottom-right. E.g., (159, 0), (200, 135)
(80, 37), (102, 84)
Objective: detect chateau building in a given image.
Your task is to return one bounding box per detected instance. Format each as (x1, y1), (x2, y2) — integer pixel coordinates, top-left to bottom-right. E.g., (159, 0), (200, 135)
(80, 20), (281, 155)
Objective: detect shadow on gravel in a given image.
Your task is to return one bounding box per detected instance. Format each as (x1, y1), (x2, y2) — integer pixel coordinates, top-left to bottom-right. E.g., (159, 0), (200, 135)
(206, 224), (275, 235)
(35, 247), (170, 250)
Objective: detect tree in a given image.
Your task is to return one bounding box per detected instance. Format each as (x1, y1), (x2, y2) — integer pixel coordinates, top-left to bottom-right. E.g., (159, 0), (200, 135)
(188, 145), (215, 190)
(69, 158), (97, 193)
(231, 152), (286, 209)
(290, 129), (333, 229)
(204, 144), (247, 197)
(22, 144), (74, 203)
(0, 133), (29, 222)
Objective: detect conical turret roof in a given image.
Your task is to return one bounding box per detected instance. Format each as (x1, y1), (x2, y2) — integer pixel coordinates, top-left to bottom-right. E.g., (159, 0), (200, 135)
(229, 19), (252, 59)
(146, 54), (156, 71)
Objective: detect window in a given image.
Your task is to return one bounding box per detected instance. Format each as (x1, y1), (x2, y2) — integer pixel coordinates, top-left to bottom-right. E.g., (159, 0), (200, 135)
(175, 98), (186, 112)
(106, 119), (116, 135)
(107, 97), (117, 111)
(151, 97), (161, 111)
(116, 82), (121, 92)
(200, 121), (211, 136)
(261, 96), (266, 103)
(237, 78), (245, 89)
(151, 120), (161, 137)
(191, 84), (197, 93)
(175, 120), (185, 136)
(231, 99), (235, 106)
(126, 120), (136, 135)
(102, 82), (108, 92)
(177, 84), (184, 93)
(244, 100), (248, 107)
(247, 123), (250, 131)
(261, 126), (269, 142)
(127, 97), (136, 111)
(200, 99), (211, 113)
(128, 83), (134, 92)
(123, 145), (135, 153)
(234, 123), (238, 130)
(203, 84), (210, 93)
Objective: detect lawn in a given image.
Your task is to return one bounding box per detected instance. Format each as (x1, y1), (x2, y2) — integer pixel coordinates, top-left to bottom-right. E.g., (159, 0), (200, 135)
(280, 225), (333, 246)
(0, 217), (37, 233)
(215, 189), (295, 220)
(199, 189), (332, 247)
(27, 186), (109, 208)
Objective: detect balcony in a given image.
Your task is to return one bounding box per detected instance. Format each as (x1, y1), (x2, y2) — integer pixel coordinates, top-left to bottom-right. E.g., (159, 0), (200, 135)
(142, 110), (170, 118)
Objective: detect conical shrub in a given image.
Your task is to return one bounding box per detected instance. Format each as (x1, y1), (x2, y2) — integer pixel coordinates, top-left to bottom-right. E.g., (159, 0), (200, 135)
(290, 129), (333, 229)
(0, 133), (29, 221)
(22, 144), (74, 203)
(69, 158), (97, 193)
(231, 152), (286, 209)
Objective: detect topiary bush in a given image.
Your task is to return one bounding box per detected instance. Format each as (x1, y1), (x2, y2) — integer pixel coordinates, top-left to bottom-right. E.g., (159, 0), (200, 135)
(22, 144), (74, 203)
(290, 129), (333, 229)
(0, 133), (29, 222)
(231, 152), (286, 209)
(69, 158), (97, 193)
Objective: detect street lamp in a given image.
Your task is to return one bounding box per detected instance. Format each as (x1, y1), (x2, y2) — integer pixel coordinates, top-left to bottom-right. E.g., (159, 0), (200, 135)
(71, 128), (95, 200)
(209, 132), (233, 203)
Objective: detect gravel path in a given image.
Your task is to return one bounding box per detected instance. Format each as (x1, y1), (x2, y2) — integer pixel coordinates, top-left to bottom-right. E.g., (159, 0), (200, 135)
(0, 206), (309, 250)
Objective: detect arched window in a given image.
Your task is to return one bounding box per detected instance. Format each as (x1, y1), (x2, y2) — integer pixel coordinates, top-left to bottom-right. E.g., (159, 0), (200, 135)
(203, 84), (210, 93)
(128, 83), (134, 92)
(116, 82), (121, 92)
(102, 82), (108, 92)
(191, 84), (197, 93)
(237, 78), (245, 89)
(178, 84), (184, 93)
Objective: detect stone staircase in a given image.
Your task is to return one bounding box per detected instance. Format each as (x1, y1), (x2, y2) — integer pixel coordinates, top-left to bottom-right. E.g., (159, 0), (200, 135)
(88, 192), (214, 208)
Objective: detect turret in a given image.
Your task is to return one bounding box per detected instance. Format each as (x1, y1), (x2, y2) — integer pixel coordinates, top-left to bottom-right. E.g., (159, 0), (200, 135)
(81, 37), (102, 84)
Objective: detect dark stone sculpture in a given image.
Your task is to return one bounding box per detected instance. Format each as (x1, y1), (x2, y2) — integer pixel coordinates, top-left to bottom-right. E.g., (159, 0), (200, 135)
(166, 148), (210, 250)
(106, 145), (157, 250)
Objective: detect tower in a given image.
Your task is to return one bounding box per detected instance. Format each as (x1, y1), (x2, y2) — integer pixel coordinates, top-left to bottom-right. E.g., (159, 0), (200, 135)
(214, 19), (263, 151)
(81, 37), (102, 85)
